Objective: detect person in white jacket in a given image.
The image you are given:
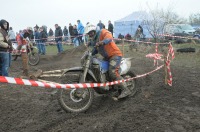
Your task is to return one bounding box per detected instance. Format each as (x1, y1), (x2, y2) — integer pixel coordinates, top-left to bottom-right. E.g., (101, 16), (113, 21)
(8, 27), (16, 42)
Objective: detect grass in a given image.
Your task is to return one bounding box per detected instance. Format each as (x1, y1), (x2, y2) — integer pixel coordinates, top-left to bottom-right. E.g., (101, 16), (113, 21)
(117, 42), (200, 68)
(45, 44), (74, 55)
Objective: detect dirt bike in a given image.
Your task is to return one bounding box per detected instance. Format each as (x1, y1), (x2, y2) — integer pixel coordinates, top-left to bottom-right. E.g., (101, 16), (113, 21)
(12, 41), (40, 66)
(58, 48), (137, 113)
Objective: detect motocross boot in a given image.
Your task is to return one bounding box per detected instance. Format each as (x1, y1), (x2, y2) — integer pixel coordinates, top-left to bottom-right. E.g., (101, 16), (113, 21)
(117, 79), (131, 99)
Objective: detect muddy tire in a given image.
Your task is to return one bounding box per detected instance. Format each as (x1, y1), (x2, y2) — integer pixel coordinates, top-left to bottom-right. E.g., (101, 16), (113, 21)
(58, 71), (94, 113)
(28, 53), (40, 66)
(122, 70), (137, 97)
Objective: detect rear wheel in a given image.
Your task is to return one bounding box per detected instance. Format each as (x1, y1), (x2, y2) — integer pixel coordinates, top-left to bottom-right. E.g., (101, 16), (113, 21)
(58, 71), (94, 113)
(122, 70), (137, 97)
(28, 53), (40, 66)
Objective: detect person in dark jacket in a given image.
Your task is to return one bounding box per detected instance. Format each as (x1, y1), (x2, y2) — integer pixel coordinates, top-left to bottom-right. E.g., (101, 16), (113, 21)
(0, 19), (12, 76)
(63, 26), (68, 42)
(97, 20), (105, 30)
(68, 23), (74, 43)
(55, 24), (63, 53)
(34, 26), (40, 53)
(38, 27), (47, 55)
(108, 20), (114, 36)
(48, 28), (54, 36)
(72, 25), (79, 47)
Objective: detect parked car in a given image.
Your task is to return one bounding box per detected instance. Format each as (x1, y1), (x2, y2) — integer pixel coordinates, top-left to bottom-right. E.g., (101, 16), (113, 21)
(164, 24), (195, 41)
(164, 24), (195, 35)
(193, 27), (200, 39)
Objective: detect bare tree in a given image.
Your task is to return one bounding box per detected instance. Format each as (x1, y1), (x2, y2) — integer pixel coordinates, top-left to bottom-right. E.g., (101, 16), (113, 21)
(143, 5), (186, 42)
(189, 13), (200, 26)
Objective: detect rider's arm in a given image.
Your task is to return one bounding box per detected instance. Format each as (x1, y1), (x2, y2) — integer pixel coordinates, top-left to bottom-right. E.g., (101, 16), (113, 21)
(100, 30), (113, 45)
(0, 33), (9, 48)
(102, 38), (112, 45)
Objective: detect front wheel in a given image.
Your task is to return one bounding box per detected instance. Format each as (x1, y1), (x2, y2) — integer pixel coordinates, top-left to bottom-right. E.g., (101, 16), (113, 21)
(28, 53), (40, 66)
(58, 71), (94, 113)
(122, 70), (137, 97)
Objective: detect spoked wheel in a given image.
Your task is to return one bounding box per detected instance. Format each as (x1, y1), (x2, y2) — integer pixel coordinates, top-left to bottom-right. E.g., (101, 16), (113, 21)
(28, 53), (40, 66)
(58, 71), (94, 113)
(122, 70), (137, 97)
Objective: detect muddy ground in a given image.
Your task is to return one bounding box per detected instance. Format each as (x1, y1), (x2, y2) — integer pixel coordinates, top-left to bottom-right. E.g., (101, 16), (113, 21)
(0, 45), (200, 132)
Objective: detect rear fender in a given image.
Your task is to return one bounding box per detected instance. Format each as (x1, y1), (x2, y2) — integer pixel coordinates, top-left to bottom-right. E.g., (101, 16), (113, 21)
(60, 67), (98, 82)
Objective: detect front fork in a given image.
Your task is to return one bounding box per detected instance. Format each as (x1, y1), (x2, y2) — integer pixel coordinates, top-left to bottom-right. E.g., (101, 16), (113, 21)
(76, 54), (91, 98)
(79, 54), (91, 83)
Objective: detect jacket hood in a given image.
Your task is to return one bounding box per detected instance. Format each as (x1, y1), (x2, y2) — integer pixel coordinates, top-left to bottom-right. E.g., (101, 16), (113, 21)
(56, 26), (61, 30)
(0, 19), (9, 32)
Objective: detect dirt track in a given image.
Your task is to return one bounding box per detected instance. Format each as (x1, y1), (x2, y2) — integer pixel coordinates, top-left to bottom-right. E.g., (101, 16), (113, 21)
(0, 45), (200, 132)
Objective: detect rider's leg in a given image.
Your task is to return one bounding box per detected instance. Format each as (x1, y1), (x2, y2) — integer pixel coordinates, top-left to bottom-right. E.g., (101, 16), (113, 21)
(108, 56), (131, 99)
(17, 45), (22, 55)
(99, 72), (109, 90)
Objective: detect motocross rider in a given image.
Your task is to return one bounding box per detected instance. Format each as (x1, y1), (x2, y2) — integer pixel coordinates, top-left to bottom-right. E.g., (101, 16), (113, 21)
(84, 24), (131, 99)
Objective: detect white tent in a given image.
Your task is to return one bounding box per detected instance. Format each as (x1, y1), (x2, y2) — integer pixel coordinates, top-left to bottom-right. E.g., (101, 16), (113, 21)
(114, 11), (152, 38)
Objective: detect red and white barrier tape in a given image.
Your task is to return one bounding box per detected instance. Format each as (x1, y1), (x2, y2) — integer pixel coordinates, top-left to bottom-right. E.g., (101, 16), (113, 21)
(146, 43), (164, 66)
(165, 42), (175, 86)
(0, 65), (164, 89)
(145, 42), (174, 86)
(12, 33), (197, 46)
(156, 33), (199, 40)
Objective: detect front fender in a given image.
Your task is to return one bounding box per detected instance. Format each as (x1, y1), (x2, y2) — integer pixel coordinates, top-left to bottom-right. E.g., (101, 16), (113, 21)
(60, 67), (98, 82)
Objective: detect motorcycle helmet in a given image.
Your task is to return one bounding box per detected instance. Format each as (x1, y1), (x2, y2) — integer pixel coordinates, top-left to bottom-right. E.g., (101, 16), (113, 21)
(84, 24), (96, 34)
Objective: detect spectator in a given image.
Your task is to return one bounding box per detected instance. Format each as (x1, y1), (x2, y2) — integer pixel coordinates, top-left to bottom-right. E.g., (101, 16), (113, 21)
(108, 20), (114, 36)
(134, 25), (143, 42)
(72, 25), (79, 47)
(48, 28), (54, 36)
(68, 23), (74, 43)
(38, 27), (47, 55)
(118, 33), (124, 39)
(84, 22), (90, 43)
(34, 26), (40, 53)
(97, 20), (105, 30)
(138, 25), (144, 38)
(63, 26), (69, 42)
(55, 24), (63, 54)
(8, 27), (16, 42)
(125, 33), (131, 40)
(42, 25), (48, 36)
(48, 28), (54, 45)
(34, 24), (39, 30)
(77, 20), (84, 44)
(0, 19), (12, 76)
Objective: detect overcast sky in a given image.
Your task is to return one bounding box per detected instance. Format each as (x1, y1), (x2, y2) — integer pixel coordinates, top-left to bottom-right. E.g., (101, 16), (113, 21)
(1, 0), (199, 33)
